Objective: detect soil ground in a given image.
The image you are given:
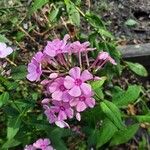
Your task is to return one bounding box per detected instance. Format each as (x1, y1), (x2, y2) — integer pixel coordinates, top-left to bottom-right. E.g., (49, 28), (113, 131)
(91, 0), (150, 44)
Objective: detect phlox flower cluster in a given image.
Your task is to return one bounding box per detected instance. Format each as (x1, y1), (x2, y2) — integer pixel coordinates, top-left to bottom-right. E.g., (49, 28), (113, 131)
(24, 138), (54, 150)
(27, 34), (116, 128)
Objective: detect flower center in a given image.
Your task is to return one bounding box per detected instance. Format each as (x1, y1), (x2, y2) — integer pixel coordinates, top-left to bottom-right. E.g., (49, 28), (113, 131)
(74, 79), (82, 86)
(79, 96), (86, 101)
(59, 85), (66, 91)
(60, 106), (65, 111)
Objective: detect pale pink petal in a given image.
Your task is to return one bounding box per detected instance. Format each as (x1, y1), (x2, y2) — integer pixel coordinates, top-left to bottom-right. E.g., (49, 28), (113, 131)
(65, 108), (74, 119)
(76, 112), (81, 121)
(81, 70), (93, 81)
(58, 110), (67, 120)
(85, 98), (95, 108)
(48, 82), (58, 93)
(69, 98), (79, 107)
(27, 73), (38, 81)
(69, 86), (81, 97)
(52, 90), (63, 101)
(64, 76), (75, 89)
(49, 73), (58, 79)
(43, 138), (51, 145)
(55, 120), (69, 128)
(41, 98), (51, 104)
(45, 146), (54, 150)
(76, 101), (87, 112)
(69, 67), (81, 79)
(80, 83), (92, 95)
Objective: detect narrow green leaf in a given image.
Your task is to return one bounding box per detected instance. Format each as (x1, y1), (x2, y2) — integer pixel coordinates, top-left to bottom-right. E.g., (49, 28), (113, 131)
(90, 76), (106, 90)
(0, 34), (10, 43)
(96, 119), (118, 148)
(110, 124), (139, 146)
(98, 29), (114, 39)
(49, 8), (60, 22)
(2, 139), (21, 149)
(85, 12), (105, 29)
(29, 0), (49, 15)
(100, 100), (124, 129)
(0, 92), (9, 107)
(126, 61), (148, 77)
(133, 115), (150, 123)
(65, 1), (80, 26)
(7, 117), (21, 140)
(112, 85), (141, 107)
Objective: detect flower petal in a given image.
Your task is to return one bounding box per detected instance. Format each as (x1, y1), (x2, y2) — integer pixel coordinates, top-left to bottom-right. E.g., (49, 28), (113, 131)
(69, 98), (79, 107)
(69, 67), (81, 79)
(76, 112), (81, 121)
(69, 86), (81, 97)
(64, 76), (74, 89)
(81, 70), (93, 81)
(80, 83), (92, 95)
(52, 90), (63, 101)
(85, 98), (95, 108)
(76, 101), (87, 112)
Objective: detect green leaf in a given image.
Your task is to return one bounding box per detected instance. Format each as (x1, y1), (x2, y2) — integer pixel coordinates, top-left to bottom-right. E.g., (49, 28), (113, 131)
(85, 12), (105, 29)
(96, 119), (118, 148)
(112, 85), (141, 107)
(90, 76), (106, 90)
(29, 0), (49, 15)
(0, 34), (10, 43)
(125, 19), (138, 27)
(49, 8), (60, 22)
(126, 61), (148, 77)
(110, 124), (139, 146)
(7, 117), (21, 140)
(65, 1), (80, 26)
(2, 139), (21, 149)
(98, 29), (114, 39)
(11, 65), (27, 80)
(133, 115), (150, 123)
(0, 92), (9, 107)
(100, 100), (124, 129)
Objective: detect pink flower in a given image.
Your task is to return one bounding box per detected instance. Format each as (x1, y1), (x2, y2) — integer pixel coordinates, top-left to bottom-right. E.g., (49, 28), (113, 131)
(70, 94), (95, 112)
(64, 67), (93, 97)
(44, 105), (57, 124)
(33, 138), (53, 150)
(0, 42), (13, 58)
(69, 41), (95, 53)
(27, 52), (45, 82)
(52, 101), (74, 121)
(98, 51), (117, 65)
(27, 60), (42, 81)
(48, 77), (71, 102)
(24, 145), (36, 150)
(44, 34), (70, 57)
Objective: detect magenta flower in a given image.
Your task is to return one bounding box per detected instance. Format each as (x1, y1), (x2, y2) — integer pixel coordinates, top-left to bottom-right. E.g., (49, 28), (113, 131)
(24, 145), (36, 150)
(48, 77), (71, 102)
(64, 67), (93, 97)
(70, 94), (95, 112)
(98, 51), (117, 65)
(27, 60), (42, 81)
(33, 138), (53, 150)
(27, 52), (45, 82)
(52, 101), (74, 121)
(44, 34), (70, 57)
(44, 105), (57, 124)
(69, 41), (95, 54)
(0, 42), (13, 58)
